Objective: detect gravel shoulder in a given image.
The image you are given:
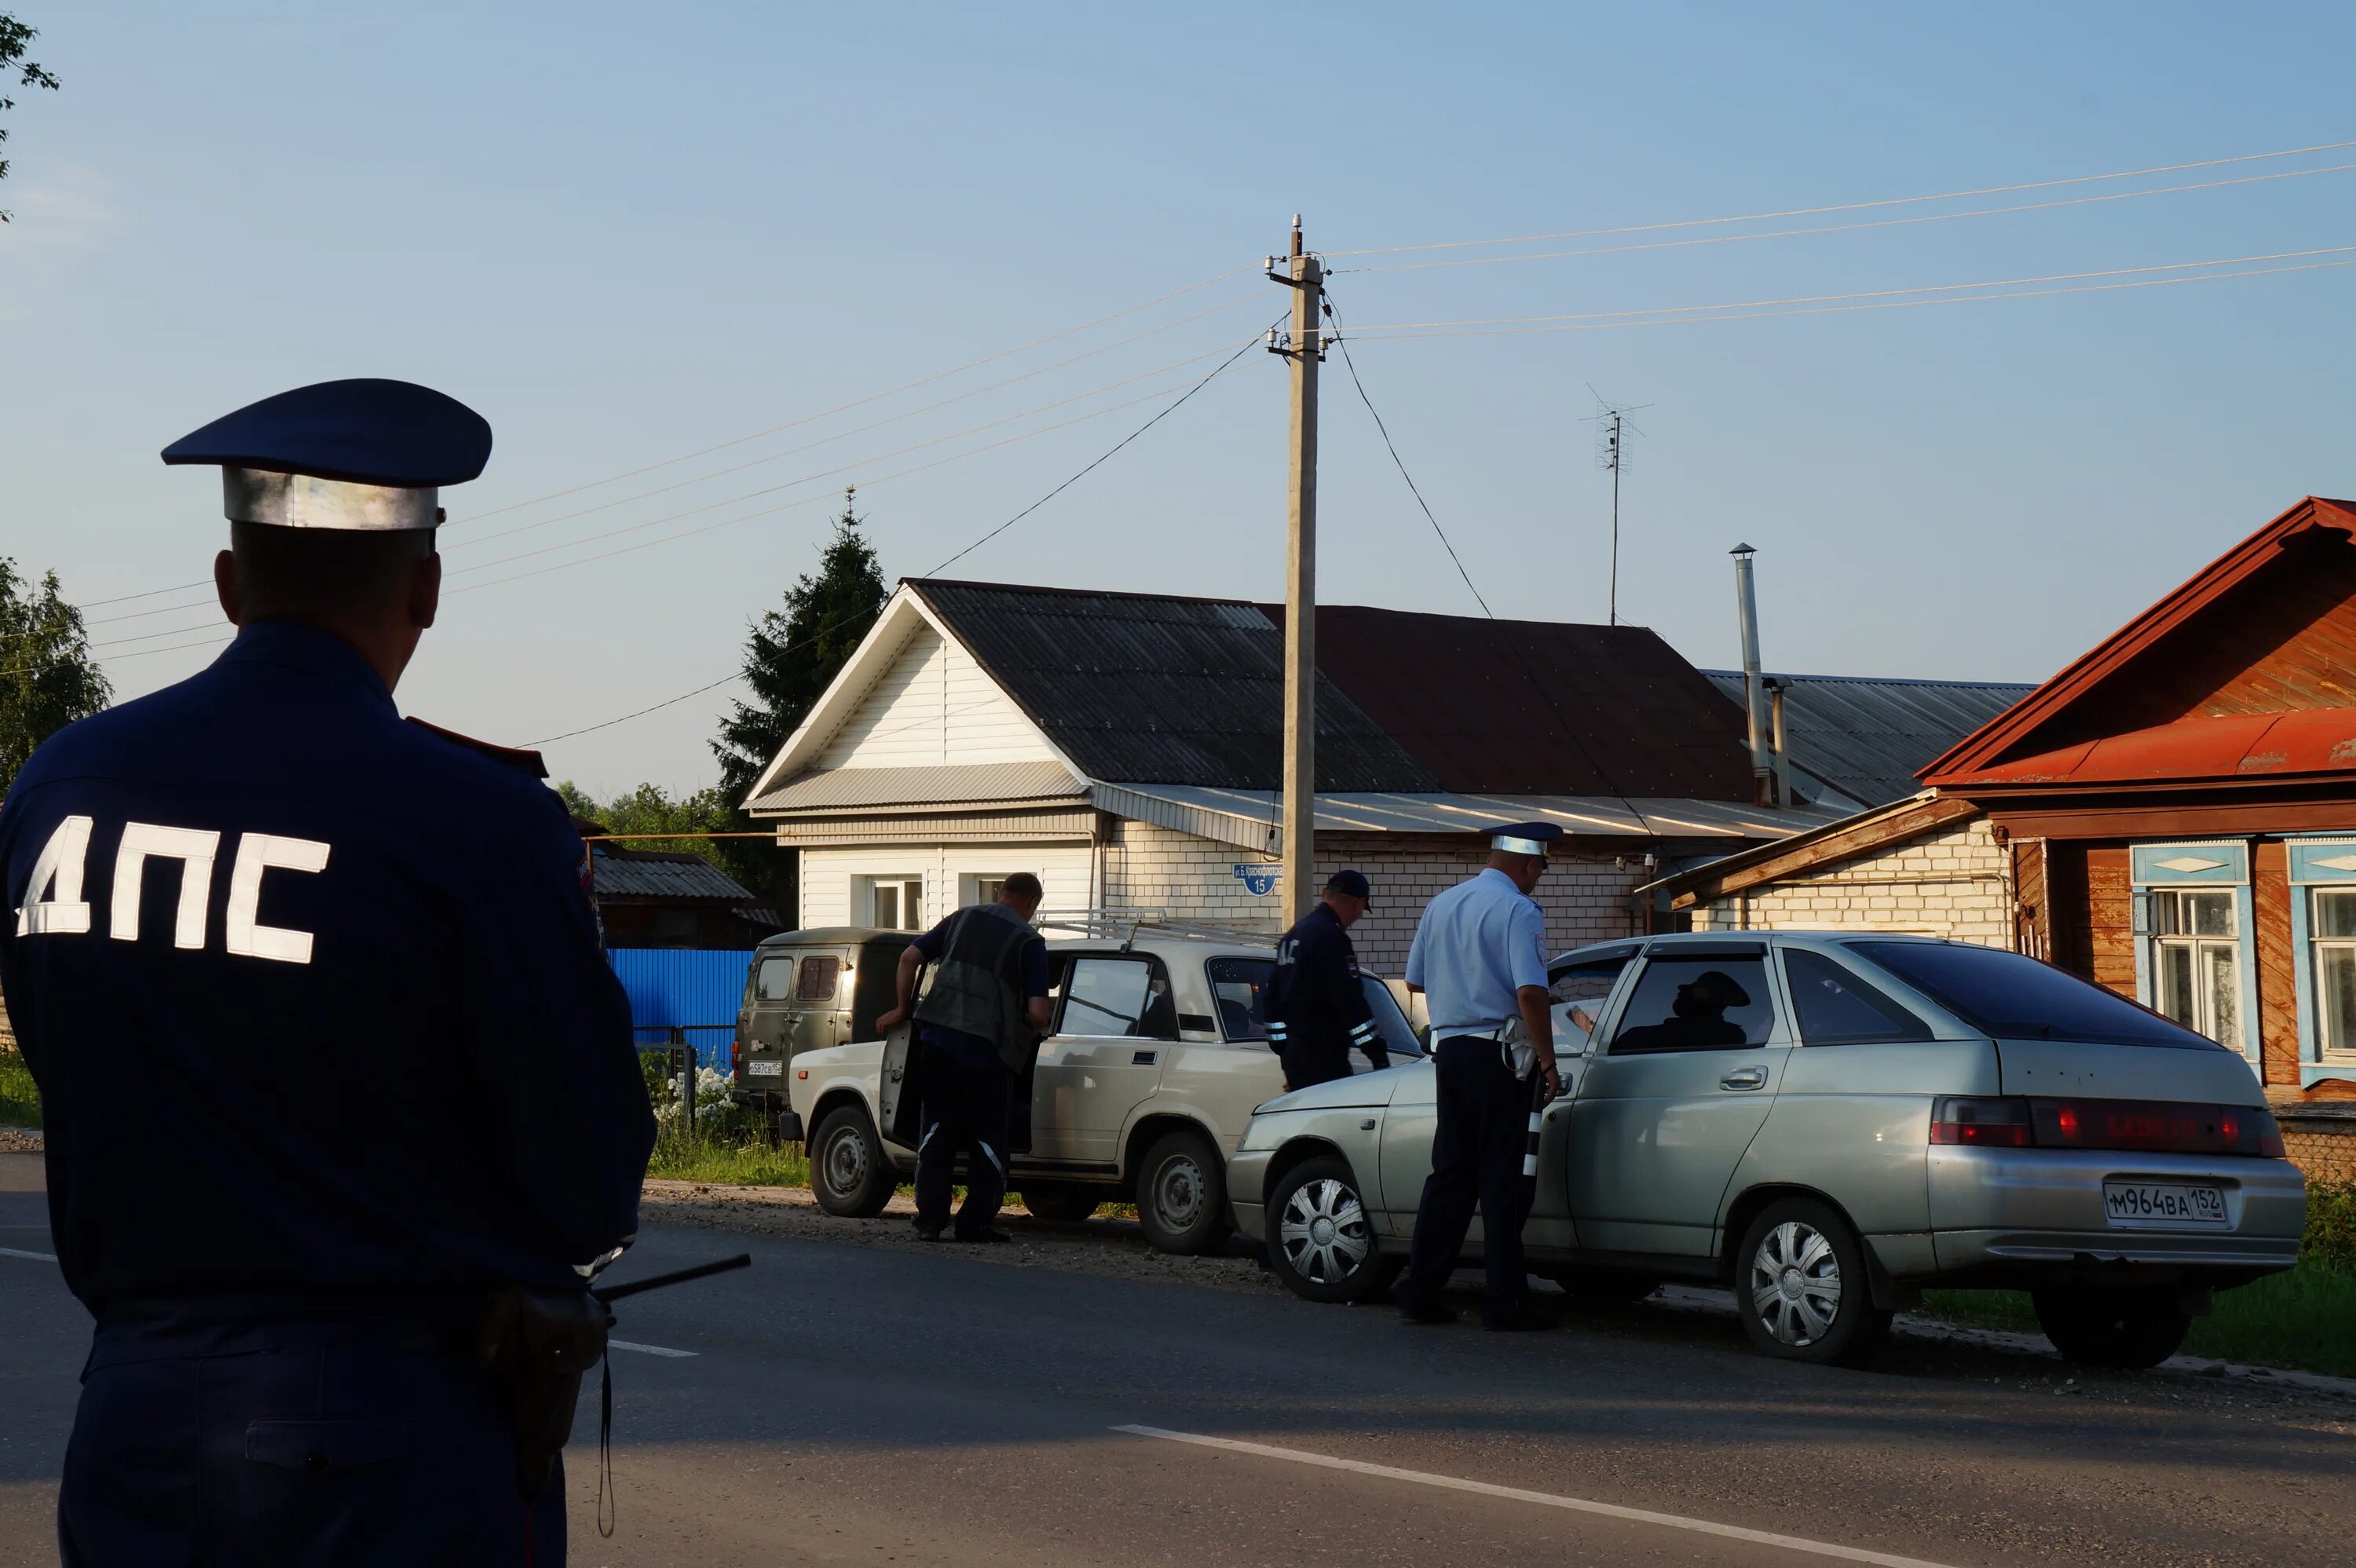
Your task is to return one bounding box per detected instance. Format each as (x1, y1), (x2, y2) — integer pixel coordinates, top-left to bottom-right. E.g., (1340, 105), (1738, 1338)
(642, 1177), (2356, 1435)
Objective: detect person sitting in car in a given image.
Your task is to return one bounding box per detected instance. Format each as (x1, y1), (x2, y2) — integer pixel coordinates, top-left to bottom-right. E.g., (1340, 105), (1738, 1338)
(1614, 970), (1751, 1051)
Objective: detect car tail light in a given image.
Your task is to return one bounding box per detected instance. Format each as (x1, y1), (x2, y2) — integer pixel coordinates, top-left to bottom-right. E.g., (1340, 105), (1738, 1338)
(1930, 1096), (2032, 1146)
(732, 1036), (744, 1077)
(2031, 1098), (2281, 1157)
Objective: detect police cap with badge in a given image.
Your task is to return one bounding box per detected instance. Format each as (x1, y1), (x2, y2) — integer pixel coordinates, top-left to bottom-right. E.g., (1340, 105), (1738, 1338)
(1483, 821), (1564, 857)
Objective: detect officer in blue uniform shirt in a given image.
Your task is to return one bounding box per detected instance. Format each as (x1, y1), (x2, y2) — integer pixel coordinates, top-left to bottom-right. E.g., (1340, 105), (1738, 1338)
(0, 378), (657, 1566)
(1265, 869), (1385, 1091)
(1393, 823), (1561, 1330)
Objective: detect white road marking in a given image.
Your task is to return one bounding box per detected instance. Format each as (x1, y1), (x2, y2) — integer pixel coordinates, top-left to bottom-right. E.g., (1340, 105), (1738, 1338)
(0, 1246), (59, 1263)
(609, 1339), (697, 1358)
(1111, 1425), (1962, 1568)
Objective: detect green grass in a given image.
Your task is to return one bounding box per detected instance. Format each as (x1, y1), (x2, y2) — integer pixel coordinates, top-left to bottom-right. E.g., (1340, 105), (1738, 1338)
(644, 1127), (812, 1186)
(0, 1049), (40, 1129)
(1921, 1261), (2356, 1379)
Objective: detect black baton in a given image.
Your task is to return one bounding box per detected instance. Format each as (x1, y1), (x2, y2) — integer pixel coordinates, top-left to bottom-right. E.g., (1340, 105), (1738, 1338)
(593, 1253), (751, 1304)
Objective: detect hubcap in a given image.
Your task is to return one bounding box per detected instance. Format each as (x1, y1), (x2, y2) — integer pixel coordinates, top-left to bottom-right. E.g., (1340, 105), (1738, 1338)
(1748, 1220), (1841, 1346)
(825, 1129), (868, 1193)
(1277, 1178), (1371, 1285)
(1156, 1155), (1205, 1230)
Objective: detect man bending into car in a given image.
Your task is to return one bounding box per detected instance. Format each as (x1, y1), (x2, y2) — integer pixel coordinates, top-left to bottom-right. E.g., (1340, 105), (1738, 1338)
(875, 873), (1053, 1243)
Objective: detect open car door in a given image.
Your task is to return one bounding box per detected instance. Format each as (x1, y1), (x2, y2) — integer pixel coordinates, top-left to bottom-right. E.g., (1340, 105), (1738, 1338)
(878, 1018), (922, 1150)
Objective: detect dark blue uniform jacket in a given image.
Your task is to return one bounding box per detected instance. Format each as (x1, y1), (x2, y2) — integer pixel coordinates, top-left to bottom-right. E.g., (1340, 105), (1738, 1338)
(0, 621), (655, 1322)
(1266, 901), (1384, 1068)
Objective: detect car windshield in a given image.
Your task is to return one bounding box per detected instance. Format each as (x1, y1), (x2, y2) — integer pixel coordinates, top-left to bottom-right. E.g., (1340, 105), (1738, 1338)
(1851, 941), (2219, 1049)
(1205, 956), (1423, 1060)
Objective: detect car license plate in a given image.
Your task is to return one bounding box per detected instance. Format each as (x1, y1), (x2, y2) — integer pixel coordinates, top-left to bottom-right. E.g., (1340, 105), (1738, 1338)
(2102, 1180), (2226, 1227)
(747, 1058), (783, 1078)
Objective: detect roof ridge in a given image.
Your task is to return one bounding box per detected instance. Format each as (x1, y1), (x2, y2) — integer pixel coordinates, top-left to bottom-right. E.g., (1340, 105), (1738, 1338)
(1699, 668), (2040, 689)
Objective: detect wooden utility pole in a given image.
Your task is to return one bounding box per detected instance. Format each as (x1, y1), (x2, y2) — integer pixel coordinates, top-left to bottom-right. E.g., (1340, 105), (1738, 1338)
(1277, 217), (1323, 919)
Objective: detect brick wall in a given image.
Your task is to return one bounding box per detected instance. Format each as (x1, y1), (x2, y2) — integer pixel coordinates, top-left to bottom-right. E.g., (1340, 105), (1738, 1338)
(1098, 822), (1645, 973)
(1688, 817), (2013, 948)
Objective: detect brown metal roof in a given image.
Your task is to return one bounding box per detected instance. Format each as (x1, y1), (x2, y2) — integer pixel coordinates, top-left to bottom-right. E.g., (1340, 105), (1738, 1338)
(1268, 605), (1755, 801)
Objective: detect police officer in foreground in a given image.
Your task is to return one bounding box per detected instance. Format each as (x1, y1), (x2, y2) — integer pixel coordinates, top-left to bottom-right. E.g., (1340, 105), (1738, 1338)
(1393, 822), (1561, 1331)
(874, 872), (1052, 1243)
(0, 379), (657, 1565)
(1267, 869), (1386, 1091)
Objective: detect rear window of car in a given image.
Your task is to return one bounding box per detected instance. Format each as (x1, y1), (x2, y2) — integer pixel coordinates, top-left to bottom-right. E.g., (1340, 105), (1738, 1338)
(794, 954), (842, 1002)
(1850, 941), (2218, 1050)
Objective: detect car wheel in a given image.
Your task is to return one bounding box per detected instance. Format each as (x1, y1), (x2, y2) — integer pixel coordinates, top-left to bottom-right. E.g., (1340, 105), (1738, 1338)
(2032, 1287), (2191, 1370)
(1553, 1270), (1661, 1306)
(1019, 1183), (1103, 1223)
(1734, 1197), (1893, 1366)
(1136, 1128), (1229, 1255)
(1268, 1153), (1402, 1304)
(809, 1105), (894, 1219)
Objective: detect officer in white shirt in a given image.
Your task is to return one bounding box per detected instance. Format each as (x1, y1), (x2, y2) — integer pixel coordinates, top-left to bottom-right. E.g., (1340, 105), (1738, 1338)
(1395, 822), (1560, 1329)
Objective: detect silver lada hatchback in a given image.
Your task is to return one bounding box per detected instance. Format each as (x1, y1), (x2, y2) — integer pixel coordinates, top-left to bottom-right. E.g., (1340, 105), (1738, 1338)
(1230, 931), (2306, 1367)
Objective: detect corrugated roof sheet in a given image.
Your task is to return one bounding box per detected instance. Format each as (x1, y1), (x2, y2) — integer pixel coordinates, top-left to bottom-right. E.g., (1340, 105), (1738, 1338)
(1289, 607), (1754, 799)
(747, 759), (1084, 813)
(1703, 671), (2035, 810)
(591, 851), (757, 902)
(1095, 781), (1840, 851)
(913, 580), (1434, 791)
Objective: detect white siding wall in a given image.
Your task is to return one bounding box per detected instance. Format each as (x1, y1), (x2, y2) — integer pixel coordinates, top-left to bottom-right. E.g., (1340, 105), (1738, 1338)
(813, 624), (1054, 771)
(1687, 817), (2011, 946)
(798, 844), (1092, 930)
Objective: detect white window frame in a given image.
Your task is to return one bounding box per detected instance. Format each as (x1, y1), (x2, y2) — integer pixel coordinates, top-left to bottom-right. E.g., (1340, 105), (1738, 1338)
(860, 873), (925, 932)
(2128, 840), (2257, 1065)
(2287, 835), (2356, 1087)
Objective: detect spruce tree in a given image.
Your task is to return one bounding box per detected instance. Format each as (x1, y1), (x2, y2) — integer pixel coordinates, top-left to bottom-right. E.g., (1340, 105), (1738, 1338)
(710, 491), (889, 917)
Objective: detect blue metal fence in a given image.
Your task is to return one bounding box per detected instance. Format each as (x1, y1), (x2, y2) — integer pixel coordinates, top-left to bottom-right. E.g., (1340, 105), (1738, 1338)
(606, 948), (755, 1072)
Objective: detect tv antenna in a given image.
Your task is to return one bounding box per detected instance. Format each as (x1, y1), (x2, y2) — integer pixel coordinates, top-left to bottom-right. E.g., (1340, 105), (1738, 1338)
(1582, 389), (1651, 625)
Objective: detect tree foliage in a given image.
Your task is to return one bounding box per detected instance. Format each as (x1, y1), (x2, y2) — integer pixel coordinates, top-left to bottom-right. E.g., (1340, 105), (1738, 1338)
(709, 492), (890, 916)
(554, 780), (737, 867)
(0, 13), (63, 223)
(0, 558), (108, 797)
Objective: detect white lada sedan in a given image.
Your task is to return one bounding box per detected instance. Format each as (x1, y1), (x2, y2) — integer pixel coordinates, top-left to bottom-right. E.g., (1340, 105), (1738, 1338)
(781, 920), (1420, 1254)
(1229, 931), (2306, 1368)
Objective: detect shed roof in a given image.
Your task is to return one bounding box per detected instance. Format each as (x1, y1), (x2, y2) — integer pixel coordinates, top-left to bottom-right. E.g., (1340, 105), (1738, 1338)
(1701, 671), (2036, 810)
(747, 759), (1084, 814)
(1940, 707), (2356, 788)
(589, 848), (759, 903)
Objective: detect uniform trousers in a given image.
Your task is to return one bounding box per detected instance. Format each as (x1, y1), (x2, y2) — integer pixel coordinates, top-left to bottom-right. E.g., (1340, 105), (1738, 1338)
(913, 1042), (1012, 1237)
(60, 1320), (558, 1568)
(1279, 1038), (1353, 1092)
(1399, 1035), (1533, 1318)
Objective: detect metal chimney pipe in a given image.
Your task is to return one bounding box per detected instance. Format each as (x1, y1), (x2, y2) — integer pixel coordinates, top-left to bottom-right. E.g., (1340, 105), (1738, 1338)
(1767, 677), (1792, 809)
(1732, 544), (1772, 806)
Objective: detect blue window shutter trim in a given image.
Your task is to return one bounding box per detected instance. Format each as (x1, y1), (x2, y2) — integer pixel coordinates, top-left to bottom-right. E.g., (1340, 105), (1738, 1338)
(2290, 881), (2318, 1067)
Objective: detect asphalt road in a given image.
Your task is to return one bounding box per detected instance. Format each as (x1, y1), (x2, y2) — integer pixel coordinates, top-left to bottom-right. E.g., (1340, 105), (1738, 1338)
(4, 1152), (2354, 1568)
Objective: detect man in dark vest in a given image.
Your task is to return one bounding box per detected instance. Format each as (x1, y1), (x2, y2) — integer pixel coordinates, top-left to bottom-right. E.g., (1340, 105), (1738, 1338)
(874, 873), (1052, 1242)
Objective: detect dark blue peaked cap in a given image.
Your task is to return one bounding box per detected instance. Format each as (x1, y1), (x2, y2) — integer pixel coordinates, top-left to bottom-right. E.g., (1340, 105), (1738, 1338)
(162, 378), (492, 488)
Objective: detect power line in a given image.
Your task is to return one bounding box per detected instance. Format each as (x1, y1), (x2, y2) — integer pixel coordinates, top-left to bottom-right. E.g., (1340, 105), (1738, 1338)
(1319, 295), (1491, 617)
(458, 264), (1260, 524)
(1328, 254), (2356, 342)
(519, 320), (1277, 747)
(1320, 137), (2356, 258)
(444, 339), (1250, 579)
(444, 291), (1263, 551)
(1326, 244), (2356, 334)
(1327, 161), (2356, 276)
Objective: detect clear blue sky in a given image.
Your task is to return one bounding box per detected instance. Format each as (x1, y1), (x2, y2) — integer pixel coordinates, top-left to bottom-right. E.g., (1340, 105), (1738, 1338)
(6, 2), (2354, 796)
